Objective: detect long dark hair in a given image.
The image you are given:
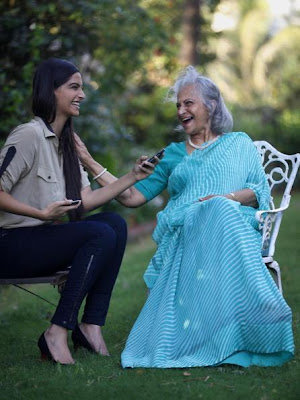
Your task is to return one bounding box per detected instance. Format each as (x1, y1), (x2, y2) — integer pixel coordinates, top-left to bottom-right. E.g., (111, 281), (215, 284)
(32, 58), (83, 220)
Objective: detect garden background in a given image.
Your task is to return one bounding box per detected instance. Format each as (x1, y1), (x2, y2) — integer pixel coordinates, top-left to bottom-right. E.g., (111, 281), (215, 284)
(1, 0), (299, 224)
(0, 0), (299, 399)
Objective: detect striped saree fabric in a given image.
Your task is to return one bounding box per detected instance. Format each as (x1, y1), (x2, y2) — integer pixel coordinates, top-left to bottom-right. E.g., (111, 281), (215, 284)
(121, 132), (294, 368)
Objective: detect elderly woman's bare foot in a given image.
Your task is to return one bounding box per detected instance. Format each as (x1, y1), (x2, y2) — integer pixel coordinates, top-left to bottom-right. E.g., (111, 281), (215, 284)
(79, 323), (110, 356)
(40, 325), (75, 364)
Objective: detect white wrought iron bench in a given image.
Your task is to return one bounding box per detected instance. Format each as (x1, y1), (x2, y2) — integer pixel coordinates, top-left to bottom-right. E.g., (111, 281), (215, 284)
(254, 141), (300, 293)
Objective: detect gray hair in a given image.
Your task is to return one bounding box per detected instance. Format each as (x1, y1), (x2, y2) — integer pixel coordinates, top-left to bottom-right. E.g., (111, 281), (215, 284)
(166, 65), (233, 135)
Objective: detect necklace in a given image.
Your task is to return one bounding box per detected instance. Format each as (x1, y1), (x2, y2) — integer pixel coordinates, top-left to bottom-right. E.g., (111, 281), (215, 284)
(188, 135), (219, 150)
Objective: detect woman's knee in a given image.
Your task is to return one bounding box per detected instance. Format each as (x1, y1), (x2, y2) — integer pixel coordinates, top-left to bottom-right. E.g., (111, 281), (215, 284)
(88, 212), (127, 235)
(107, 212), (127, 233)
(78, 220), (117, 251)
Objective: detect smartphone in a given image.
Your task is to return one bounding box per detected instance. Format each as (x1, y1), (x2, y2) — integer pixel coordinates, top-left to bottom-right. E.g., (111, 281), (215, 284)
(68, 200), (81, 205)
(144, 148), (165, 165)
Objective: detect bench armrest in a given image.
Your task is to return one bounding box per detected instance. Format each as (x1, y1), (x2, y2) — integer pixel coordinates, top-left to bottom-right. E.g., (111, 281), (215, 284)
(255, 194), (291, 222)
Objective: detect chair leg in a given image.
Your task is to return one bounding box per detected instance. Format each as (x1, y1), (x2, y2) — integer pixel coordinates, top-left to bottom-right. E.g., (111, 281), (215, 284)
(267, 260), (283, 294)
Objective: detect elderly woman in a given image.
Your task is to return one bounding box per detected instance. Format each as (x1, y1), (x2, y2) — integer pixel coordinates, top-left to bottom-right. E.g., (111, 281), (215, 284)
(77, 66), (294, 368)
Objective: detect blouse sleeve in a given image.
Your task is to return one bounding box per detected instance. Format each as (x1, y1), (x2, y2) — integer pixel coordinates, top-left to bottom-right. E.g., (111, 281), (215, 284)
(134, 142), (186, 202)
(134, 156), (170, 202)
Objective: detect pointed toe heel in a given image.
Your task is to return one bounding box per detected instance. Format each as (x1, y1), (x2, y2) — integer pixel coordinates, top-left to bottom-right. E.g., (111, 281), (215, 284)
(38, 332), (56, 364)
(71, 325), (95, 353)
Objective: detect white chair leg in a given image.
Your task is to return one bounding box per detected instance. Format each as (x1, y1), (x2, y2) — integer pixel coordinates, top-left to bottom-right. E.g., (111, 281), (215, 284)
(267, 260), (283, 294)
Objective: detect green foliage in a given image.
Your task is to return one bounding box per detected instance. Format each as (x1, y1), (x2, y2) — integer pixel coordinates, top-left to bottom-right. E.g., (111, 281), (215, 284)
(0, 0), (167, 138)
(116, 85), (180, 150)
(253, 26), (300, 110)
(207, 0), (299, 159)
(231, 105), (300, 155)
(0, 0), (94, 135)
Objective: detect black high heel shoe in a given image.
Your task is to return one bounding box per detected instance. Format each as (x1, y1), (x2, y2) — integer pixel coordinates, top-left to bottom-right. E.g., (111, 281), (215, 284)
(71, 325), (96, 353)
(38, 332), (56, 363)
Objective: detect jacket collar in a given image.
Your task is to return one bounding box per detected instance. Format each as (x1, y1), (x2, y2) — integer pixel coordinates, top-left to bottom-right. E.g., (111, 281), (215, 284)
(34, 117), (56, 138)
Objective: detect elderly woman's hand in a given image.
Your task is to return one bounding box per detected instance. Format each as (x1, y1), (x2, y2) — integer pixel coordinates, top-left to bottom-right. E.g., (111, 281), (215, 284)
(198, 194), (220, 202)
(198, 191), (258, 207)
(199, 194), (238, 202)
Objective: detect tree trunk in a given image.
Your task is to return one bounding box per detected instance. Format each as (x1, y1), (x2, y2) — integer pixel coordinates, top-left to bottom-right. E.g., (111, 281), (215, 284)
(179, 0), (201, 66)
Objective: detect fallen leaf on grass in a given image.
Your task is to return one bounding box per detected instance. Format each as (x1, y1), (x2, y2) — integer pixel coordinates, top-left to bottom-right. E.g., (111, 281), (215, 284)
(114, 339), (126, 348)
(136, 369), (144, 374)
(183, 372), (192, 376)
(97, 374), (117, 380)
(183, 376), (210, 382)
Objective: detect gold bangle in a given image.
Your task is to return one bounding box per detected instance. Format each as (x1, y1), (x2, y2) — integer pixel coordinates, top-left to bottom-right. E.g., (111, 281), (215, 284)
(229, 192), (237, 201)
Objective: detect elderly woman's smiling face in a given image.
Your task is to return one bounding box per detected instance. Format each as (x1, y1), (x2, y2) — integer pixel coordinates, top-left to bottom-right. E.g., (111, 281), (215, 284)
(176, 85), (211, 136)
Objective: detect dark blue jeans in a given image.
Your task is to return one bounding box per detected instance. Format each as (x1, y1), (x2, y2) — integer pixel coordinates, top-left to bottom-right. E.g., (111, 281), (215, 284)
(0, 212), (127, 329)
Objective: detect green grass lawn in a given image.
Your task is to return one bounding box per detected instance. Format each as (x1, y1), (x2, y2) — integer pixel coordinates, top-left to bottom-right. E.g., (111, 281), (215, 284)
(0, 194), (299, 400)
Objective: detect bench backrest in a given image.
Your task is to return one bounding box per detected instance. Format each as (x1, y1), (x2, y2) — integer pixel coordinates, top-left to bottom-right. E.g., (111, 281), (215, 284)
(254, 140), (300, 257)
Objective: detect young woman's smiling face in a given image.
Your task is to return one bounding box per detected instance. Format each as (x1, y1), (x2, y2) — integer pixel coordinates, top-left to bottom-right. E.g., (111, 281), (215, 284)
(54, 72), (85, 119)
(176, 85), (211, 136)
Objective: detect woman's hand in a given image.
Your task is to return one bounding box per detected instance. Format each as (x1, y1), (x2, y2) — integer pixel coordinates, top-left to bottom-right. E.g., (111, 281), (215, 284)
(74, 133), (93, 167)
(198, 194), (219, 202)
(40, 199), (81, 221)
(75, 132), (162, 184)
(198, 194), (234, 202)
(198, 189), (258, 207)
(0, 190), (82, 221)
(132, 155), (160, 181)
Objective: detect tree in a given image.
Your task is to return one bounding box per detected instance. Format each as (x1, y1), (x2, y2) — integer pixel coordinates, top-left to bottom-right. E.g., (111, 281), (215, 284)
(0, 0), (166, 141)
(179, 0), (220, 66)
(113, 0), (221, 156)
(180, 0), (202, 65)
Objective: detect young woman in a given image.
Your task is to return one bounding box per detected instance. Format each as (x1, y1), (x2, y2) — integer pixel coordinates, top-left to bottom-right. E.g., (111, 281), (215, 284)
(0, 58), (157, 365)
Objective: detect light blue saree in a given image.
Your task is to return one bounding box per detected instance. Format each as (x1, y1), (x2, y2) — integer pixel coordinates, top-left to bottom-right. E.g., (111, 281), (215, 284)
(121, 132), (294, 368)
